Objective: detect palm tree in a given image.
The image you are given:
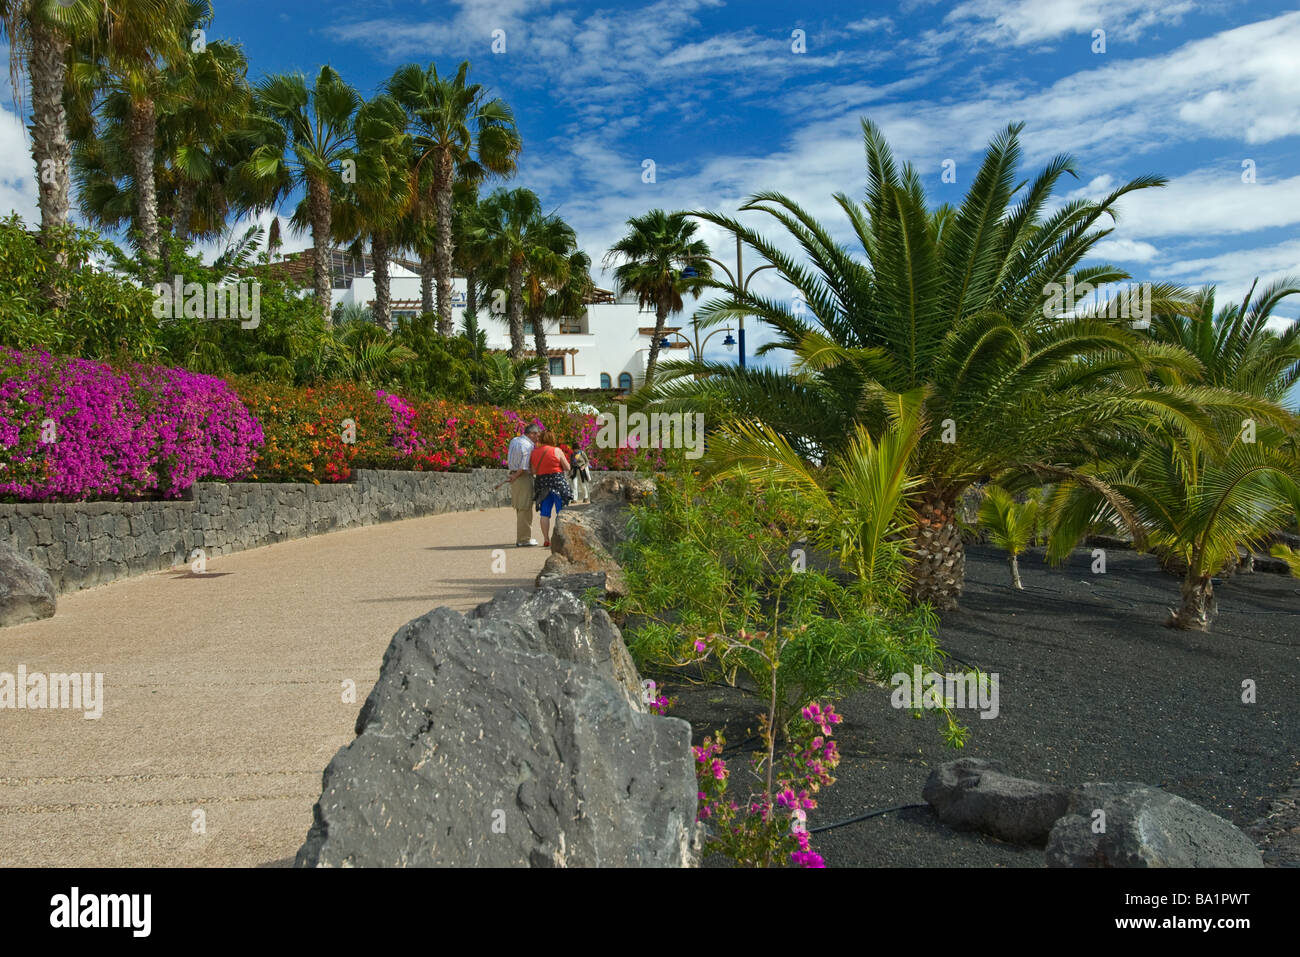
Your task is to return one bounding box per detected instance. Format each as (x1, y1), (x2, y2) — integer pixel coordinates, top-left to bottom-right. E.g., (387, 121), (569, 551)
(71, 0), (195, 268)
(1, 0), (99, 269)
(1045, 420), (1300, 630)
(324, 94), (410, 331)
(386, 60), (521, 336)
(603, 210), (712, 388)
(521, 217), (586, 392)
(243, 65), (360, 322)
(474, 187), (547, 363)
(638, 119), (1232, 609)
(700, 389), (926, 603)
(977, 486), (1041, 589)
(70, 32), (251, 256)
(1146, 278), (1300, 400)
(481, 353), (549, 406)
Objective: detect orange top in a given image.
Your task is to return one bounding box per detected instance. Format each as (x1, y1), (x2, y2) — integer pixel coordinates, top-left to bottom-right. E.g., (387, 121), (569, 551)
(530, 444), (564, 476)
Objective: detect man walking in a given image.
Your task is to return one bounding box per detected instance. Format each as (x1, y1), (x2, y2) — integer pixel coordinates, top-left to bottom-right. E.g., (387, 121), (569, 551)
(508, 423), (541, 546)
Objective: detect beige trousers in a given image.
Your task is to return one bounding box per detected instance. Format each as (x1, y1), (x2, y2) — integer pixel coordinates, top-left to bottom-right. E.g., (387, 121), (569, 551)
(510, 474), (535, 543)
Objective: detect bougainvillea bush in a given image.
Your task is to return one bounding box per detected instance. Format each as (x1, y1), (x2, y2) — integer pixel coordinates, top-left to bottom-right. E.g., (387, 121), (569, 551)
(0, 348), (262, 501)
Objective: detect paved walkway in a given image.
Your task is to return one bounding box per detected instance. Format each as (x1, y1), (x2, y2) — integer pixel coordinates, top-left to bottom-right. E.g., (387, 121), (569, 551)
(0, 506), (549, 867)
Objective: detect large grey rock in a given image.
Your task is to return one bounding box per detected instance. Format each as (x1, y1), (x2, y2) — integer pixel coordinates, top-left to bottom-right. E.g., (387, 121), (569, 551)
(923, 758), (1071, 845)
(536, 478), (648, 598)
(0, 542), (56, 627)
(1047, 785), (1265, 868)
(296, 587), (698, 867)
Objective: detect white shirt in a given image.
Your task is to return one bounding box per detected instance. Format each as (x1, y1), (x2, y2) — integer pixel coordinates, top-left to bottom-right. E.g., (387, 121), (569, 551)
(507, 435), (535, 471)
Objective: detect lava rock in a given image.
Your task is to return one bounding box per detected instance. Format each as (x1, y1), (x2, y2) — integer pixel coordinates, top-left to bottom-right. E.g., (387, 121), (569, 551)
(923, 758), (1071, 845)
(1047, 785), (1265, 867)
(0, 542), (56, 627)
(296, 587), (698, 867)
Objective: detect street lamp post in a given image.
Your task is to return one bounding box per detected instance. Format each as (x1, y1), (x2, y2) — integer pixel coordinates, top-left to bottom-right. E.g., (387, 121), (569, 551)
(696, 233), (777, 369)
(665, 314), (736, 370)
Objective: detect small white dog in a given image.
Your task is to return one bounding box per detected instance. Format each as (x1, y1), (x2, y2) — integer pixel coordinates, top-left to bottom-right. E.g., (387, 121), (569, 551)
(569, 449), (593, 503)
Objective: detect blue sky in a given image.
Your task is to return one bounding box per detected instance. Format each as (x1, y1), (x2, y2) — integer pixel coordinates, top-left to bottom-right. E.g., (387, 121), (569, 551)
(3, 0), (1298, 374)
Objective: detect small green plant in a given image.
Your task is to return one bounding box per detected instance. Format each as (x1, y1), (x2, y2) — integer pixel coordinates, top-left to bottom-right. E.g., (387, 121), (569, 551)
(977, 486), (1042, 589)
(614, 470), (963, 740)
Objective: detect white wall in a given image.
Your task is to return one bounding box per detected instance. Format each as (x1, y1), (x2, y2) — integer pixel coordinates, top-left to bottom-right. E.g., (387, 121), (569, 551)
(339, 271), (669, 390)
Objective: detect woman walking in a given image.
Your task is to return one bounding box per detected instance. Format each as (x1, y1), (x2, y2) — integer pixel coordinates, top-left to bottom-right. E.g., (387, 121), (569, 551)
(530, 432), (574, 548)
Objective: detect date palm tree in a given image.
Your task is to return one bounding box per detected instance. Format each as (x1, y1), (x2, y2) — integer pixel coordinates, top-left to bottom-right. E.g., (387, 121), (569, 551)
(977, 486), (1042, 589)
(242, 65), (360, 322)
(603, 210), (712, 388)
(521, 217), (586, 392)
(638, 119), (1232, 609)
(386, 60), (521, 335)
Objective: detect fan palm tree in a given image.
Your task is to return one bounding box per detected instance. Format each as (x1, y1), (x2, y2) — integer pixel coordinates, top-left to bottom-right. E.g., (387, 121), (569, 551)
(69, 0), (195, 268)
(70, 33), (251, 255)
(603, 210), (712, 388)
(1, 0), (100, 274)
(473, 187), (549, 364)
(481, 352), (548, 406)
(386, 60), (521, 335)
(977, 486), (1042, 589)
(637, 119), (1240, 609)
(321, 94), (410, 331)
(520, 216), (585, 392)
(242, 65), (360, 322)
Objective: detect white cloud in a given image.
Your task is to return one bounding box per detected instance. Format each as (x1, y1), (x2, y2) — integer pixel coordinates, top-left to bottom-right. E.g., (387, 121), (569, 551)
(1091, 238), (1160, 262)
(946, 0), (1198, 46)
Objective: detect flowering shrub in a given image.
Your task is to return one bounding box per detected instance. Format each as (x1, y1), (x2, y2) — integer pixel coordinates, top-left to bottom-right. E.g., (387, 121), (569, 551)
(695, 702), (843, 868)
(0, 348), (261, 501)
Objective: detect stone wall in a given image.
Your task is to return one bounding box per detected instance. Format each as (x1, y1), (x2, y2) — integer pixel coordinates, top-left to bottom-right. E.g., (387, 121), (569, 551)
(0, 469), (637, 595)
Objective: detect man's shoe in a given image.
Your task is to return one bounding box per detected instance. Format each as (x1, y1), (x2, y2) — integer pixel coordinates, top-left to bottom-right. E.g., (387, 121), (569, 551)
(516, 539), (539, 547)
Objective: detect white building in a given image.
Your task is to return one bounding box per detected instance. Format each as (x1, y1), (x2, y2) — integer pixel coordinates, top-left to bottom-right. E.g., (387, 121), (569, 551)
(337, 262), (690, 392)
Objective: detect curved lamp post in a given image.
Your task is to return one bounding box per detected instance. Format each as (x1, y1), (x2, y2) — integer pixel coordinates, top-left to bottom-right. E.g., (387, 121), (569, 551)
(690, 233), (777, 369)
(664, 315), (737, 370)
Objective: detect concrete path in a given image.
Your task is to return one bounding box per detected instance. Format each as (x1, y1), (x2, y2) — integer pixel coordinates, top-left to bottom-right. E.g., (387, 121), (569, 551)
(0, 506), (549, 867)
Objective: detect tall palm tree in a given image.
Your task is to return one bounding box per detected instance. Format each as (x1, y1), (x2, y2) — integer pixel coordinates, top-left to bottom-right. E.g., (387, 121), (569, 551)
(521, 216), (585, 392)
(474, 187), (547, 364)
(70, 34), (251, 252)
(325, 94), (410, 331)
(243, 65), (360, 322)
(637, 119), (1237, 609)
(1, 0), (100, 264)
(386, 60), (521, 336)
(71, 0), (195, 268)
(604, 209), (712, 388)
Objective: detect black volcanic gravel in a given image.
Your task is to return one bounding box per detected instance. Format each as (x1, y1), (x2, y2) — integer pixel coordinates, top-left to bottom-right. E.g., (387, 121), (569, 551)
(665, 544), (1300, 867)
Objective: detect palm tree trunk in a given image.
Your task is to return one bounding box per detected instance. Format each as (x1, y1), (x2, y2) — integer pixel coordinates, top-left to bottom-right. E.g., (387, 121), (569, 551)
(127, 95), (161, 269)
(465, 268), (477, 318)
(508, 261), (526, 360)
(28, 20), (72, 309)
(420, 247), (435, 315)
(174, 178), (196, 243)
(644, 301), (668, 387)
(433, 150), (455, 337)
(307, 173), (333, 323)
(372, 231), (392, 332)
(1009, 554), (1023, 590)
(1168, 573), (1215, 631)
(533, 310), (552, 391)
(907, 490), (965, 610)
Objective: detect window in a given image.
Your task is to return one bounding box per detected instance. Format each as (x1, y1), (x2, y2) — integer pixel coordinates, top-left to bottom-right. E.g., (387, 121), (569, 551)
(523, 320), (534, 335)
(600, 373), (612, 390)
(548, 357), (565, 377)
(618, 372), (633, 393)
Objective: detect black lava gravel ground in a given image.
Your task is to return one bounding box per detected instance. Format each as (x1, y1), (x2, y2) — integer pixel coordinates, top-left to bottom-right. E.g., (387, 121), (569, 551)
(666, 545), (1300, 867)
